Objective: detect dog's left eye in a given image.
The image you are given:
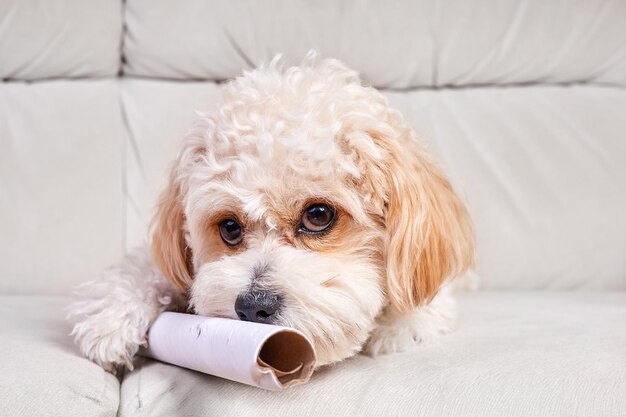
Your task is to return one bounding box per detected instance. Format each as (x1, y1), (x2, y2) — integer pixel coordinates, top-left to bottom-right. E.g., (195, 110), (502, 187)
(299, 204), (335, 233)
(219, 219), (243, 246)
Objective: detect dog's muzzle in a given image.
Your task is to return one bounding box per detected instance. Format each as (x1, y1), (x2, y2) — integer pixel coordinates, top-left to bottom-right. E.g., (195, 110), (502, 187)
(235, 289), (282, 324)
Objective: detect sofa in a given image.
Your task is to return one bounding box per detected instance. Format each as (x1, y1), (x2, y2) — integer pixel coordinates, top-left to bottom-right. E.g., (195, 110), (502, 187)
(1, 1), (625, 416)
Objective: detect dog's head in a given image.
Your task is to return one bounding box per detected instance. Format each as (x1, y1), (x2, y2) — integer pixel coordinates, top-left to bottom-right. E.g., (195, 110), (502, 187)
(150, 57), (474, 365)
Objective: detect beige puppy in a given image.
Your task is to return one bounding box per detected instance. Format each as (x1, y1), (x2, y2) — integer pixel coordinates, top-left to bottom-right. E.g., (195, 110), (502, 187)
(68, 55), (475, 372)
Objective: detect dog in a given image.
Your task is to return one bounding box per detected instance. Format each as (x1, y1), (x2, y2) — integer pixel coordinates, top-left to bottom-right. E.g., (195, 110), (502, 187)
(68, 55), (475, 373)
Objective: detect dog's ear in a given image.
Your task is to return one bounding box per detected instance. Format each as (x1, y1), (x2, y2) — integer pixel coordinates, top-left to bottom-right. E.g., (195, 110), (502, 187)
(375, 118), (475, 313)
(150, 172), (193, 290)
(150, 138), (205, 291)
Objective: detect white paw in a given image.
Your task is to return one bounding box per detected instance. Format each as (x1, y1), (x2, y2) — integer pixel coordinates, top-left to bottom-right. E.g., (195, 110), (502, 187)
(66, 247), (186, 373)
(364, 289), (457, 356)
(70, 312), (148, 373)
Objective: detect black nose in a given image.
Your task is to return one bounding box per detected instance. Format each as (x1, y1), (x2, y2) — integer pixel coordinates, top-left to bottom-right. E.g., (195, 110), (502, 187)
(235, 290), (282, 324)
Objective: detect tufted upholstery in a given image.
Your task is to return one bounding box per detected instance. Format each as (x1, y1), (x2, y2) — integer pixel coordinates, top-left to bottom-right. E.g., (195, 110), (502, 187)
(122, 0), (626, 88)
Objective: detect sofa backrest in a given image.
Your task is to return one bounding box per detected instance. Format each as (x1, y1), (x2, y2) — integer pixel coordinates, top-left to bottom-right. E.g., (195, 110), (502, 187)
(123, 0), (626, 89)
(3, 0), (625, 87)
(0, 0), (122, 80)
(1, 0), (625, 294)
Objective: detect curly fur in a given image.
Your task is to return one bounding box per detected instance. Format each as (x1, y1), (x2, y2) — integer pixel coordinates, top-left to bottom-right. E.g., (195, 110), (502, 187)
(67, 53), (475, 372)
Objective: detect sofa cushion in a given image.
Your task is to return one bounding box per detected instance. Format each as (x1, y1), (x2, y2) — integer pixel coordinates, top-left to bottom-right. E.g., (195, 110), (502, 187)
(0, 295), (120, 417)
(123, 0), (626, 88)
(120, 79), (221, 250)
(118, 291), (626, 417)
(0, 81), (124, 294)
(0, 0), (122, 80)
(387, 85), (626, 290)
(120, 81), (626, 290)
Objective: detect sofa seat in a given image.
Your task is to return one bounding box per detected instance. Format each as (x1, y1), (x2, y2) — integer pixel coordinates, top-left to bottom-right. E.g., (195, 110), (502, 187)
(2, 292), (624, 417)
(117, 291), (626, 417)
(0, 295), (120, 417)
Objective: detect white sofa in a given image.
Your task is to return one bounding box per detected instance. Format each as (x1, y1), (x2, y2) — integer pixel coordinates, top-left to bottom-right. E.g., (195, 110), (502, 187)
(1, 1), (625, 416)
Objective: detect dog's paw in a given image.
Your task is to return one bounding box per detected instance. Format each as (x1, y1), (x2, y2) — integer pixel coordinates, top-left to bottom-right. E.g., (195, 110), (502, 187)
(69, 310), (148, 373)
(363, 316), (450, 356)
(66, 249), (186, 373)
(364, 292), (457, 356)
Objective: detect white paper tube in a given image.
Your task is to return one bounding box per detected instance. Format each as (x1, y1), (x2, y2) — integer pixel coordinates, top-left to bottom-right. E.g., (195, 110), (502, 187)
(142, 312), (316, 391)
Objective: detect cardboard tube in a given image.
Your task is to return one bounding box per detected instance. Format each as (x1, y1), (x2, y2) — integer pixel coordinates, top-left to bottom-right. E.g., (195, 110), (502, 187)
(142, 312), (316, 390)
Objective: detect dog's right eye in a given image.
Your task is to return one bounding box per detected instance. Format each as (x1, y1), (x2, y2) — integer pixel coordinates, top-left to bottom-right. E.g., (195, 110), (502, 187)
(219, 219), (243, 246)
